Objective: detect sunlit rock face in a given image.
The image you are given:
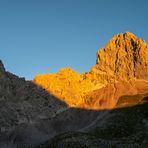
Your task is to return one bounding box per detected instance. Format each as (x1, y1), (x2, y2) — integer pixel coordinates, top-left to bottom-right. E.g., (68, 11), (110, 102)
(89, 32), (148, 84)
(82, 80), (148, 109)
(33, 68), (102, 107)
(33, 32), (148, 109)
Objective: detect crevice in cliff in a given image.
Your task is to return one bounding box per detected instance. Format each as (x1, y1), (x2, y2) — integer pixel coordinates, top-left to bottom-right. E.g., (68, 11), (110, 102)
(131, 38), (138, 77)
(114, 48), (120, 77)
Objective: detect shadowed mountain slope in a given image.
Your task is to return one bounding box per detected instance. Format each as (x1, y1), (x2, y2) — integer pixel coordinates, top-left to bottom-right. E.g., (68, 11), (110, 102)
(39, 99), (148, 148)
(0, 63), (69, 147)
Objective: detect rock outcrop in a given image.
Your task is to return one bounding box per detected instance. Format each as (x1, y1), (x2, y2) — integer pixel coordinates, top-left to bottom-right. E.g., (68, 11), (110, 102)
(33, 68), (104, 107)
(33, 32), (148, 109)
(89, 32), (148, 84)
(82, 80), (148, 109)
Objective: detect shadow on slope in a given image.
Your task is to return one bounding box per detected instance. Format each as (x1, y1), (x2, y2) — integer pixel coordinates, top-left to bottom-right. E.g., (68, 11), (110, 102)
(0, 71), (148, 148)
(0, 71), (67, 148)
(38, 99), (148, 148)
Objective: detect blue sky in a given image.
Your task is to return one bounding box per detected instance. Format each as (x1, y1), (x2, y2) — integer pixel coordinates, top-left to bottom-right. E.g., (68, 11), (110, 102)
(0, 0), (148, 80)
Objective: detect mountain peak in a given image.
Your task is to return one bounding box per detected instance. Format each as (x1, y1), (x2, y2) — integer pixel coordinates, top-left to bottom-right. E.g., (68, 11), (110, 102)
(104, 32), (144, 51)
(123, 31), (136, 37)
(115, 31), (136, 37)
(90, 32), (148, 83)
(33, 32), (148, 108)
(110, 32), (137, 41)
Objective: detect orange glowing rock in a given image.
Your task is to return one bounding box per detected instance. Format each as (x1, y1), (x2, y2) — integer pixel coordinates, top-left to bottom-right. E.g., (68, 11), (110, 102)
(90, 32), (148, 84)
(33, 68), (101, 107)
(33, 32), (148, 109)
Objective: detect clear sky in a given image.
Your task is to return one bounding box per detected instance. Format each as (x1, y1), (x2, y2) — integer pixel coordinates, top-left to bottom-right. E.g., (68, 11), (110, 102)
(0, 0), (148, 80)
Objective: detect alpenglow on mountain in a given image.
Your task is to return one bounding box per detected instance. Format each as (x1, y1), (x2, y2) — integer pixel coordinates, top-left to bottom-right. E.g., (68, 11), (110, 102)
(33, 32), (148, 109)
(0, 32), (148, 148)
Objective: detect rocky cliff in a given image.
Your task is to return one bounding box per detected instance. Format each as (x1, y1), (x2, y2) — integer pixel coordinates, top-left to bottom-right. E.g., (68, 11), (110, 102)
(89, 32), (148, 84)
(33, 32), (148, 109)
(33, 68), (103, 107)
